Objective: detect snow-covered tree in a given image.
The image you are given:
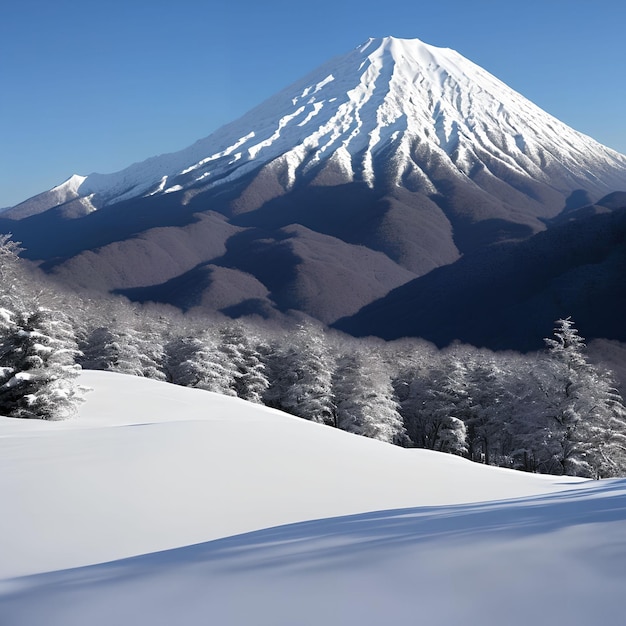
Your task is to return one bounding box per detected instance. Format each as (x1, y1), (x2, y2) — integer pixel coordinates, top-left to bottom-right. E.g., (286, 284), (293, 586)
(0, 236), (85, 419)
(264, 323), (335, 425)
(0, 307), (83, 419)
(133, 315), (168, 381)
(217, 324), (269, 404)
(81, 326), (141, 376)
(165, 332), (236, 396)
(78, 304), (168, 381)
(524, 318), (626, 477)
(581, 368), (626, 478)
(398, 353), (468, 455)
(0, 235), (31, 316)
(461, 352), (520, 466)
(333, 349), (407, 444)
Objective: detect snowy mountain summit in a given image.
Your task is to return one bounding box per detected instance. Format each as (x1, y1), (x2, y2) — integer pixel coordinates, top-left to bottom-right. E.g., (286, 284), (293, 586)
(3, 37), (626, 335)
(10, 36), (626, 214)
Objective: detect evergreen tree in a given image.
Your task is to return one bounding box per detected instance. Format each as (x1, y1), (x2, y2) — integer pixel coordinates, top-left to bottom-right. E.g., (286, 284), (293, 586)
(581, 367), (626, 478)
(79, 308), (167, 381)
(528, 318), (626, 476)
(132, 316), (168, 381)
(218, 324), (269, 404)
(165, 333), (236, 396)
(463, 352), (516, 466)
(0, 307), (83, 419)
(264, 323), (335, 425)
(0, 235), (30, 315)
(80, 326), (146, 376)
(0, 237), (85, 419)
(333, 349), (407, 444)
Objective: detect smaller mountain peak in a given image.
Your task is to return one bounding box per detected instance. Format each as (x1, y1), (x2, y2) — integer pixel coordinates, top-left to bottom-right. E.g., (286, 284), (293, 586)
(51, 174), (87, 195)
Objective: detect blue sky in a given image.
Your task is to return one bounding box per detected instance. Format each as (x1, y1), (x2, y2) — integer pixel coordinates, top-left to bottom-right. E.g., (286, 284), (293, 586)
(1, 0), (625, 207)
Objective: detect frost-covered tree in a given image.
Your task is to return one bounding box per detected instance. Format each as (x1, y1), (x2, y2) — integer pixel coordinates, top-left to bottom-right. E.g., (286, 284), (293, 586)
(398, 353), (468, 455)
(538, 318), (599, 475)
(264, 323), (335, 425)
(581, 369), (626, 478)
(81, 326), (143, 377)
(165, 332), (236, 396)
(462, 352), (520, 466)
(133, 315), (168, 381)
(0, 307), (83, 419)
(0, 236), (84, 419)
(218, 324), (269, 404)
(166, 323), (270, 403)
(78, 304), (167, 381)
(463, 354), (497, 463)
(0, 235), (31, 316)
(333, 349), (407, 444)
(523, 318), (626, 477)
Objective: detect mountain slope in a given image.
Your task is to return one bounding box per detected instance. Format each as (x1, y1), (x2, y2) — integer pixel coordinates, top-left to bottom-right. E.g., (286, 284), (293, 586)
(3, 36), (626, 328)
(335, 198), (626, 349)
(1, 371), (624, 625)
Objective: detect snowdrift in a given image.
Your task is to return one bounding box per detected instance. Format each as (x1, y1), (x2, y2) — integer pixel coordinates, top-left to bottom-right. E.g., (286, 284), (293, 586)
(1, 371), (625, 625)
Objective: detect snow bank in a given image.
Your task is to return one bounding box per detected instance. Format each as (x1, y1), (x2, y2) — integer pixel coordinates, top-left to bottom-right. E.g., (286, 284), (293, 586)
(1, 370), (623, 625)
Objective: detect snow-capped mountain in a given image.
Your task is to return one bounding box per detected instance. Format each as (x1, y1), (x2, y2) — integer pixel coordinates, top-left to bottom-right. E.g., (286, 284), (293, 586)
(10, 36), (626, 214)
(3, 37), (626, 337)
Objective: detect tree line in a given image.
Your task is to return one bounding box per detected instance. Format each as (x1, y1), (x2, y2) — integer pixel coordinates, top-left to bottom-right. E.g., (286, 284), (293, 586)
(1, 235), (625, 478)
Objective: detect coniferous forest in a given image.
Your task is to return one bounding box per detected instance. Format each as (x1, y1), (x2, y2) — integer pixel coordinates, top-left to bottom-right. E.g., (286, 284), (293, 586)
(1, 235), (625, 479)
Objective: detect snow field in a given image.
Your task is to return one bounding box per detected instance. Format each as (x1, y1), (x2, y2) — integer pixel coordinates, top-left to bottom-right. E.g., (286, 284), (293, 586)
(1, 370), (624, 625)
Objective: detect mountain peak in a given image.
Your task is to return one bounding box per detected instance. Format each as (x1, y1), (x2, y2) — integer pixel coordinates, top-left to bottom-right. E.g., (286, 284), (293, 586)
(359, 35), (450, 55)
(51, 174), (87, 195)
(7, 36), (626, 218)
(65, 34), (623, 208)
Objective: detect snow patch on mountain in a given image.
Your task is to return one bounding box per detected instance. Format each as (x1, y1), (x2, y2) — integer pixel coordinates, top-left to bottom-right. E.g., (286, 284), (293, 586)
(148, 175), (169, 195)
(51, 173), (87, 198)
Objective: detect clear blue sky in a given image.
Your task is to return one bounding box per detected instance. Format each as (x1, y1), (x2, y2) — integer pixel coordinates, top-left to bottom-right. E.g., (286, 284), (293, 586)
(1, 0), (625, 207)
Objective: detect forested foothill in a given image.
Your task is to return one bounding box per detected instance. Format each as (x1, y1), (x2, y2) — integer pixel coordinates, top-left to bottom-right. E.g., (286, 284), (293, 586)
(1, 235), (625, 479)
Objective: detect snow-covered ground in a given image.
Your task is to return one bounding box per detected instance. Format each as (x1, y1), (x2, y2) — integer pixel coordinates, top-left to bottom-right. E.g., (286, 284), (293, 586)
(1, 371), (625, 625)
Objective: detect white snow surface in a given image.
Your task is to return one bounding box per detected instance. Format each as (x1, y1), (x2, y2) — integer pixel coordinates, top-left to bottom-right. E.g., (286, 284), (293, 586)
(52, 36), (626, 207)
(1, 370), (625, 625)
(50, 174), (87, 198)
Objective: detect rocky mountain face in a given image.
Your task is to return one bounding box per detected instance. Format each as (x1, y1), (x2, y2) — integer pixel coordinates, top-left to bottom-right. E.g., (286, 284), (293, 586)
(2, 37), (626, 342)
